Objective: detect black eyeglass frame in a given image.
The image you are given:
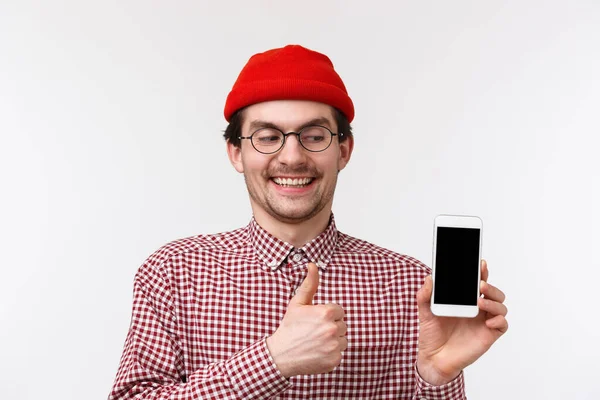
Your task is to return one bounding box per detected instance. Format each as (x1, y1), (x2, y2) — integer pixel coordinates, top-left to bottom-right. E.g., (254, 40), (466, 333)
(238, 125), (344, 154)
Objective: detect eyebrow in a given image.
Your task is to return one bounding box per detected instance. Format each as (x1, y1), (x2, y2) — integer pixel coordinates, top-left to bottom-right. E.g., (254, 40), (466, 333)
(248, 117), (334, 133)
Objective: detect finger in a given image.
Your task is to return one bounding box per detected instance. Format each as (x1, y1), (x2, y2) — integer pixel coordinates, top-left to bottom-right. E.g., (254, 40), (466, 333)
(478, 297), (508, 317)
(335, 320), (347, 337)
(321, 303), (345, 321)
(339, 336), (348, 352)
(481, 259), (489, 282)
(416, 275), (434, 319)
(485, 314), (509, 333)
(289, 262), (319, 306)
(480, 281), (506, 303)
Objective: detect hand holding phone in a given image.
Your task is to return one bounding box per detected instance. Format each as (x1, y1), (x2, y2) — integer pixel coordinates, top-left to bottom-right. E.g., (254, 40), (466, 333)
(431, 215), (482, 318)
(416, 216), (508, 386)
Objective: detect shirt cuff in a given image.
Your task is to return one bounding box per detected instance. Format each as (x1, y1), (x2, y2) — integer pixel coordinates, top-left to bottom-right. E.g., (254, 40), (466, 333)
(225, 338), (291, 399)
(414, 364), (466, 400)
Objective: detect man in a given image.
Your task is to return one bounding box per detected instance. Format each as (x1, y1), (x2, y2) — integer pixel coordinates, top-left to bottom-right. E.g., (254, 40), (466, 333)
(109, 44), (508, 399)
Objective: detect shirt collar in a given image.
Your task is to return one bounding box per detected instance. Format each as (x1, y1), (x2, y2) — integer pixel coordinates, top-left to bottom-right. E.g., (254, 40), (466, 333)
(247, 214), (339, 272)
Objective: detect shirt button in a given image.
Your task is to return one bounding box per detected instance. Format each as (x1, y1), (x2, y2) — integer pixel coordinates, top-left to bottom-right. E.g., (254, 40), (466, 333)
(292, 253), (302, 262)
(267, 260), (278, 268)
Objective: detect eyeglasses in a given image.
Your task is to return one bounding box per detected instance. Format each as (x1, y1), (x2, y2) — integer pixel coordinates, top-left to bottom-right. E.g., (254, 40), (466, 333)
(238, 125), (344, 154)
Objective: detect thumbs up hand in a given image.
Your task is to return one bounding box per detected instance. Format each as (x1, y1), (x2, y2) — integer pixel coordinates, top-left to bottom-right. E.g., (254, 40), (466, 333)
(266, 262), (348, 378)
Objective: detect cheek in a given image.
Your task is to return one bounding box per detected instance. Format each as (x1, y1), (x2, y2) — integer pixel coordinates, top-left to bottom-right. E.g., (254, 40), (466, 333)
(321, 156), (341, 175)
(242, 153), (271, 178)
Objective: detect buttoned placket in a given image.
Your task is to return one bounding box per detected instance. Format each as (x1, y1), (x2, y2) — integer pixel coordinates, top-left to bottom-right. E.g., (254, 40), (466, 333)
(286, 249), (306, 297)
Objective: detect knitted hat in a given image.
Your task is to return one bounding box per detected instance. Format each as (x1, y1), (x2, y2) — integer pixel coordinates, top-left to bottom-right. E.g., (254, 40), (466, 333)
(224, 45), (354, 122)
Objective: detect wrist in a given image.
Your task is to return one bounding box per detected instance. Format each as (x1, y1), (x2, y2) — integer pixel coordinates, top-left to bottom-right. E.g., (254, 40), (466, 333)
(416, 357), (461, 386)
(266, 335), (293, 378)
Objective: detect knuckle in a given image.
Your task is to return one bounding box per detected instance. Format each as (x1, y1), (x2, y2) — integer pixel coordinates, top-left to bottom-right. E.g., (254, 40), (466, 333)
(321, 304), (340, 320)
(325, 339), (339, 353)
(327, 323), (339, 337)
(333, 352), (343, 366)
(322, 306), (335, 320)
(500, 317), (509, 330)
(324, 353), (342, 371)
(341, 322), (348, 336)
(340, 337), (348, 351)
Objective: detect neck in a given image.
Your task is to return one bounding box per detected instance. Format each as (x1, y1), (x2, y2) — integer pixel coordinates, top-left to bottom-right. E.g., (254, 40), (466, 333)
(251, 205), (332, 248)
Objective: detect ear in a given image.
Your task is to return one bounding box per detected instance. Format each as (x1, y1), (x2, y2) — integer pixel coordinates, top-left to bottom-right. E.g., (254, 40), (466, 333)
(226, 141), (244, 173)
(337, 134), (354, 172)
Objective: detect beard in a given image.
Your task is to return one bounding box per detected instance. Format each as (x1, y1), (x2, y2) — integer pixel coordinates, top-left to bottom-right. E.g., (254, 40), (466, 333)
(244, 164), (337, 224)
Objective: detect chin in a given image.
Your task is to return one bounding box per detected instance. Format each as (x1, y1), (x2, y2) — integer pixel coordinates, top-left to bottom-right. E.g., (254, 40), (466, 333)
(268, 206), (323, 224)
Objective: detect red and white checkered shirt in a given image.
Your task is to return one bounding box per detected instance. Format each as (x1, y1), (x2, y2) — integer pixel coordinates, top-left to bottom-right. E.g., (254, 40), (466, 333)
(109, 215), (465, 399)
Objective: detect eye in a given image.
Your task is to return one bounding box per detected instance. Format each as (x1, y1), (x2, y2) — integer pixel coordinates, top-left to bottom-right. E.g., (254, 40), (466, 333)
(301, 127), (327, 142)
(254, 129), (283, 145)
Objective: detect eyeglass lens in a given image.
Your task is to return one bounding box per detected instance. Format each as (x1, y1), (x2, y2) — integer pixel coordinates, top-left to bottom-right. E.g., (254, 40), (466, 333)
(252, 126), (332, 153)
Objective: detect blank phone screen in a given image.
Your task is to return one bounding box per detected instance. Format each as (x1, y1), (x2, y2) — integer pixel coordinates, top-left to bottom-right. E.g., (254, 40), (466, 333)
(434, 227), (480, 306)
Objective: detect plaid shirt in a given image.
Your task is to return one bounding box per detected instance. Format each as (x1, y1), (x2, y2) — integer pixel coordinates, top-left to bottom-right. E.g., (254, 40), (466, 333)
(109, 215), (465, 399)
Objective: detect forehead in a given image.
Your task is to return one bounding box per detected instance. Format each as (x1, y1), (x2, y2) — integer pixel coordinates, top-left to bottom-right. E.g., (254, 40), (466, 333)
(242, 100), (336, 132)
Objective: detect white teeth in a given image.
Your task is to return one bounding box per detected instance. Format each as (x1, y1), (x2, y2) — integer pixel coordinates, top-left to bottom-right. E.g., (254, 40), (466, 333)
(273, 177), (313, 187)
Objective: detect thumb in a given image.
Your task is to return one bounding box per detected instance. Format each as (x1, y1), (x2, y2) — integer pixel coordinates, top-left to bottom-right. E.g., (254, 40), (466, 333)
(417, 275), (434, 319)
(289, 262), (320, 306)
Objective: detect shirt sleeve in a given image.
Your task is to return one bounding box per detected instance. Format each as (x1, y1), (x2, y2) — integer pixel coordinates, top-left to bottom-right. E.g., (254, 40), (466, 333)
(108, 264), (291, 400)
(412, 364), (466, 400)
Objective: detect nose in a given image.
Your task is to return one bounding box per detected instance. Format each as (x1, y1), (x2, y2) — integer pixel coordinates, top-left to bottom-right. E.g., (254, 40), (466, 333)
(276, 134), (307, 165)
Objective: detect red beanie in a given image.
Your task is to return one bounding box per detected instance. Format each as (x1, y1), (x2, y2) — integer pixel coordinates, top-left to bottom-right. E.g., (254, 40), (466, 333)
(224, 45), (354, 122)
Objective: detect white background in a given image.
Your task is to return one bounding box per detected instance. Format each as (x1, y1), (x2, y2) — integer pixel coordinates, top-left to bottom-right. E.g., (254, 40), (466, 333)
(1, 1), (599, 399)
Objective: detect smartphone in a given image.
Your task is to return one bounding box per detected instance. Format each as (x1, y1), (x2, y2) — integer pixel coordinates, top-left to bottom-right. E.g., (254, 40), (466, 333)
(431, 215), (482, 318)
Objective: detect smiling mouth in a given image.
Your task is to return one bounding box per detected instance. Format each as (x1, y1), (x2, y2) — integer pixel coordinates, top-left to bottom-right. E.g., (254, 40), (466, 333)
(271, 177), (315, 188)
